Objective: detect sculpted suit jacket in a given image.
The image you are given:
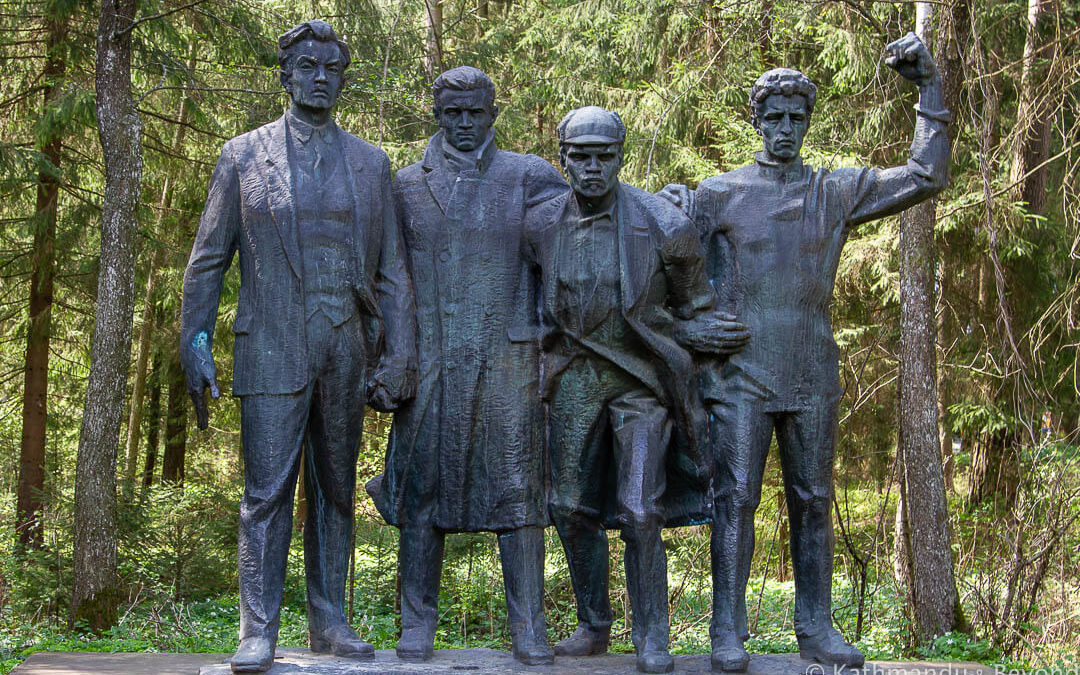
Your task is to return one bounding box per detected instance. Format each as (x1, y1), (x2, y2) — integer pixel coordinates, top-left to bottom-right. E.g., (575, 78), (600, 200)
(524, 184), (718, 526)
(181, 116), (415, 397)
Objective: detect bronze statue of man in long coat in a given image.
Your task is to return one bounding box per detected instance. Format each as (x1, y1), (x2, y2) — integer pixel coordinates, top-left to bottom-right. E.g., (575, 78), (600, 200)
(367, 66), (566, 665)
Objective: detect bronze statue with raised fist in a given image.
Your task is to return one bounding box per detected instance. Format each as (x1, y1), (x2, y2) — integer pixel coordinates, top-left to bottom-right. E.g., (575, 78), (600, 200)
(660, 33), (950, 672)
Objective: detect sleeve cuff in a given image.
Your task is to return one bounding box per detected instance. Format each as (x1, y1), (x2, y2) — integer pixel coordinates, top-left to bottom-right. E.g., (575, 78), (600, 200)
(915, 104), (952, 124)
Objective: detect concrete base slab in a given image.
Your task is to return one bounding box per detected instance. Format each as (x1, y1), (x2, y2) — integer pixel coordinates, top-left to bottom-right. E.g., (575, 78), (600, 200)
(13, 651), (226, 674)
(12, 649), (1000, 675)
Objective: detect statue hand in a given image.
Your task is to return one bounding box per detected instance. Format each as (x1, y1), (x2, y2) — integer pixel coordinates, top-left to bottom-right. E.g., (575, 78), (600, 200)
(367, 383), (397, 413)
(182, 331), (219, 430)
(367, 361), (417, 412)
(657, 184), (694, 217)
(674, 311), (750, 355)
(885, 32), (937, 85)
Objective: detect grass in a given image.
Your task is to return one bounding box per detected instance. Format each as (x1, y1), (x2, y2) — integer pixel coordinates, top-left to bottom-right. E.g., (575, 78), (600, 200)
(0, 532), (1013, 675)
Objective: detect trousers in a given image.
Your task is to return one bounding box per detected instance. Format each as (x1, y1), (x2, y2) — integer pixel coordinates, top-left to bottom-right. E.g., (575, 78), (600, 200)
(708, 392), (838, 641)
(548, 357), (672, 653)
(237, 311), (367, 641)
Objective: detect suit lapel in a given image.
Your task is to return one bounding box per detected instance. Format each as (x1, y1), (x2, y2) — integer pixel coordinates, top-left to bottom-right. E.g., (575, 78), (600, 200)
(618, 187), (653, 313)
(543, 193), (575, 322)
(339, 136), (365, 256)
(262, 117), (302, 279)
(421, 133), (451, 214)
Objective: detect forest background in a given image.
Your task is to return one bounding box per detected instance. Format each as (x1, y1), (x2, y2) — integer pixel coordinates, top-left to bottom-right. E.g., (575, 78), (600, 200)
(0, 0), (1078, 672)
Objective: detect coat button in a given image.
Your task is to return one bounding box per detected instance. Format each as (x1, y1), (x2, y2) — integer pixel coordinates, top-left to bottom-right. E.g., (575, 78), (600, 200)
(439, 251), (450, 262)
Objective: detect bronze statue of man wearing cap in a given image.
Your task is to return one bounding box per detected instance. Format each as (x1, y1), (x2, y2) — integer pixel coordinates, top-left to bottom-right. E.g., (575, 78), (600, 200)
(181, 20), (416, 672)
(524, 106), (748, 674)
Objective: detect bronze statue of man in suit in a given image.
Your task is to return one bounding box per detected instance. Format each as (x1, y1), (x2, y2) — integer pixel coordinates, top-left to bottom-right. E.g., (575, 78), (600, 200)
(181, 20), (415, 673)
(660, 33), (950, 672)
(525, 106), (748, 674)
(367, 66), (566, 665)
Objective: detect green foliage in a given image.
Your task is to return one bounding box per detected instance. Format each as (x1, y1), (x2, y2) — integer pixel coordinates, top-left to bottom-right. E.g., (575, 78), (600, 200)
(916, 633), (1004, 665)
(949, 401), (1024, 437)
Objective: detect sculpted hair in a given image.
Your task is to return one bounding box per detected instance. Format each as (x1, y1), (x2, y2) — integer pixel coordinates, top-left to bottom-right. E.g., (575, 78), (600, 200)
(432, 66), (496, 110)
(278, 20), (352, 74)
(749, 68), (817, 128)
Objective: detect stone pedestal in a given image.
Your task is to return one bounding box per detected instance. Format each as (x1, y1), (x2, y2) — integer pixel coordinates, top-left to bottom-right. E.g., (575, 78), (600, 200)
(13, 649), (1000, 675)
(197, 649), (998, 675)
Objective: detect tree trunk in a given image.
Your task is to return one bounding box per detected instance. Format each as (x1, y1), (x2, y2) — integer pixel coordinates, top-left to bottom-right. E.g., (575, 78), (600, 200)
(122, 89), (193, 499)
(937, 259), (954, 492)
(423, 0), (443, 82)
(16, 10), (68, 550)
(1010, 0), (1056, 215)
(162, 343), (188, 484)
(295, 452), (308, 533)
(141, 333), (163, 490)
(968, 431), (1020, 507)
(122, 246), (164, 499)
(758, 0), (775, 68)
(775, 490), (788, 582)
(894, 0), (964, 643)
(71, 0), (141, 631)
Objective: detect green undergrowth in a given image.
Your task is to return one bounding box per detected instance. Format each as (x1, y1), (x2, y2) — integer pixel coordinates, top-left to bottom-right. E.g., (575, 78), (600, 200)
(0, 485), (1031, 675)
(0, 552), (1014, 675)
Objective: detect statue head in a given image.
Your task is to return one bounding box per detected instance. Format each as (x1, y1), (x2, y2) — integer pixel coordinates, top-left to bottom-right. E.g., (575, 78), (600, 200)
(749, 68), (816, 162)
(432, 66), (498, 151)
(278, 20), (351, 113)
(557, 106), (625, 201)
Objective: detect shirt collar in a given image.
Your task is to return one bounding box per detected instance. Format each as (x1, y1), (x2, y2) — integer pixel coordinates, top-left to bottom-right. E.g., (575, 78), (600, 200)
(287, 110), (337, 145)
(572, 190), (618, 227)
(755, 151), (804, 179)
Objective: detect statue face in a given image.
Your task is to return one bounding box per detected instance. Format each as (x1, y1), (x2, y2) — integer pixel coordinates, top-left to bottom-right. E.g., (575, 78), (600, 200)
(435, 89), (496, 151)
(561, 143), (622, 200)
(757, 93), (809, 161)
(283, 39), (344, 112)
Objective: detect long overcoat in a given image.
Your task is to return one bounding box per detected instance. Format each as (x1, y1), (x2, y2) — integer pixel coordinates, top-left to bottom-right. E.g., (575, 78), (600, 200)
(367, 132), (567, 532)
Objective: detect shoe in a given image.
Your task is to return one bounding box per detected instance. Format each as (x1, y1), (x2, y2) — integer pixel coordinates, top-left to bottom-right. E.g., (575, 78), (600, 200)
(310, 623), (375, 659)
(636, 649), (674, 674)
(396, 626), (434, 661)
(230, 637), (275, 673)
(512, 634), (555, 666)
(798, 627), (865, 668)
(711, 631), (749, 672)
(554, 623), (610, 656)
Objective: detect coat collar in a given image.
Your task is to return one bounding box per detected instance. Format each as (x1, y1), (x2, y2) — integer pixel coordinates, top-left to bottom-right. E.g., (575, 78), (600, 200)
(421, 131), (499, 214)
(422, 130), (499, 173)
(755, 151), (806, 182)
(614, 185), (654, 313)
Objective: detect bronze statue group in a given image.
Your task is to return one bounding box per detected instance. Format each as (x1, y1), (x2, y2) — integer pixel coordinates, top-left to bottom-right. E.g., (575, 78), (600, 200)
(180, 20), (949, 675)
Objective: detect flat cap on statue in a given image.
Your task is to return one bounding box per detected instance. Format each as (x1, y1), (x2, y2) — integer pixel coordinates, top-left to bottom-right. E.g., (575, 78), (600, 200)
(557, 106), (627, 145)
